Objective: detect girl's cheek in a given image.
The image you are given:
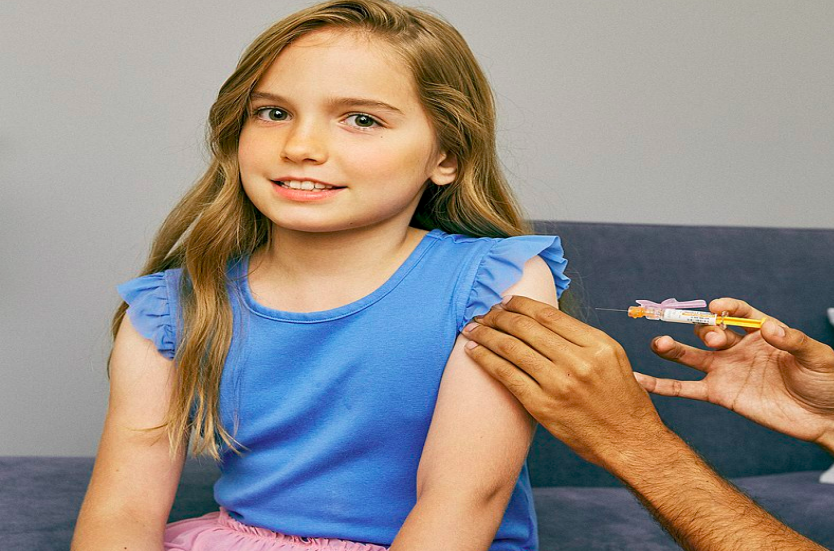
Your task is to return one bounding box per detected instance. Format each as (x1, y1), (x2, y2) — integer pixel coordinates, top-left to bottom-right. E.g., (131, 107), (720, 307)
(238, 125), (266, 159)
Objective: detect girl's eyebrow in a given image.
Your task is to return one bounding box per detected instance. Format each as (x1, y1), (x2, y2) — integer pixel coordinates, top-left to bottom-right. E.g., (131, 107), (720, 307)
(250, 91), (404, 116)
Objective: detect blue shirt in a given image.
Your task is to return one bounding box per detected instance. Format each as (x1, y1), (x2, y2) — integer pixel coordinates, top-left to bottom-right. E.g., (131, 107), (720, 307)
(118, 228), (569, 550)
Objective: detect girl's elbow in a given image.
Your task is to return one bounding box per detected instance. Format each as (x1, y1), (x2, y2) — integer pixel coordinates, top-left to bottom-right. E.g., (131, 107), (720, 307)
(417, 476), (516, 513)
(477, 479), (517, 512)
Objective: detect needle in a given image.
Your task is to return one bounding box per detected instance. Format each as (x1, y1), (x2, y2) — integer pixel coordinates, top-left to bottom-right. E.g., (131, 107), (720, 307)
(594, 308), (629, 312)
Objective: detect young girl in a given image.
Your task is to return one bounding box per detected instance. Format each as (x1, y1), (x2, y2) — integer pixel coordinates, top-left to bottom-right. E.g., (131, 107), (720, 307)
(72, 1), (569, 550)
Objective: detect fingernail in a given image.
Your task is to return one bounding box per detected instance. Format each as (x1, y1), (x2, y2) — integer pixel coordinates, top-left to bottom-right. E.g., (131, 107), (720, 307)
(773, 323), (785, 338)
(653, 336), (671, 349)
(501, 295), (513, 305)
(473, 315), (484, 322)
(706, 332), (720, 346)
(465, 340), (478, 350)
(463, 322), (478, 333)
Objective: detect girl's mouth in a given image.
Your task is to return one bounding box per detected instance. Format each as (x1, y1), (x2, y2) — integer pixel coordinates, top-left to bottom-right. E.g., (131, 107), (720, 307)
(271, 180), (346, 201)
(274, 180), (346, 192)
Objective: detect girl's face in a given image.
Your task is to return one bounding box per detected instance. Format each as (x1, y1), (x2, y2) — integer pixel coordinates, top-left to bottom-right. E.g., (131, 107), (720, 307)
(238, 29), (456, 236)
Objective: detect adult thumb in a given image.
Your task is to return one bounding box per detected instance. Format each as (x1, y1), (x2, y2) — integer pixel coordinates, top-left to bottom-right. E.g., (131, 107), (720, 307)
(761, 319), (833, 370)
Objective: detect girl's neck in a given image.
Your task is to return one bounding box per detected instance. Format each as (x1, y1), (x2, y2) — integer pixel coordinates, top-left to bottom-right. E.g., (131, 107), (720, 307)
(246, 224), (428, 312)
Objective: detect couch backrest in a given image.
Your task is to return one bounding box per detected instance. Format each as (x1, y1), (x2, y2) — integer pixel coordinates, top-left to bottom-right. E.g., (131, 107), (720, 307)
(527, 221), (834, 486)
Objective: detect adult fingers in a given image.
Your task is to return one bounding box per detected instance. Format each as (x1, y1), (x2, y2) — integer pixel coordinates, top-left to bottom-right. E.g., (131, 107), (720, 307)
(709, 297), (777, 337)
(463, 334), (543, 403)
(760, 320), (834, 371)
(473, 302), (587, 363)
(693, 325), (745, 350)
(709, 297), (774, 322)
(463, 321), (570, 384)
(634, 371), (710, 401)
(498, 295), (606, 347)
(650, 335), (714, 373)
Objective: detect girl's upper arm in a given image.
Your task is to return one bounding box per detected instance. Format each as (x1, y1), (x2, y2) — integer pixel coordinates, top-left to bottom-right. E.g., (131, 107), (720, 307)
(79, 314), (188, 531)
(416, 255), (557, 504)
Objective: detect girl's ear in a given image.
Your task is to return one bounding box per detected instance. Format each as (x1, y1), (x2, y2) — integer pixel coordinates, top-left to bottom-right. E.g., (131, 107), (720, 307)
(430, 152), (458, 186)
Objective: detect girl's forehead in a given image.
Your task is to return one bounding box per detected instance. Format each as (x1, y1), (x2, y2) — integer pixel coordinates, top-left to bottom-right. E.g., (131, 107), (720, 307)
(290, 27), (389, 52)
(257, 28), (416, 104)
(274, 29), (403, 73)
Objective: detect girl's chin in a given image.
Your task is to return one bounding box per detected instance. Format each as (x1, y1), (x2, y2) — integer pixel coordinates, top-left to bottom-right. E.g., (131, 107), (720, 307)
(266, 220), (398, 236)
(266, 221), (356, 235)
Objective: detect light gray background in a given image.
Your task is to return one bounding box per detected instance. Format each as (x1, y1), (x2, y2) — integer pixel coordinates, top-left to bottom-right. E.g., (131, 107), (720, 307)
(2, 1), (832, 456)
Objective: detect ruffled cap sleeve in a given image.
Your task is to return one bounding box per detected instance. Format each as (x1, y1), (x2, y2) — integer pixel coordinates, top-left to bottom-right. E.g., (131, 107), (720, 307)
(116, 271), (178, 360)
(462, 235), (569, 331)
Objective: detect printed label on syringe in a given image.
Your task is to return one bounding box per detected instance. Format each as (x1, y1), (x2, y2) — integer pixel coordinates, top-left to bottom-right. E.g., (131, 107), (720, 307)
(660, 309), (717, 325)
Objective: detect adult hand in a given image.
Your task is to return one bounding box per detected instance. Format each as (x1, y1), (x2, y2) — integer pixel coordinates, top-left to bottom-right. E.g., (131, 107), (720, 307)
(643, 297), (834, 453)
(464, 296), (832, 551)
(462, 296), (669, 469)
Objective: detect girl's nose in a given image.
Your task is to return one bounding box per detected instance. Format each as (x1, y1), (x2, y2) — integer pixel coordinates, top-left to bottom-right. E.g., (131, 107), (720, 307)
(280, 121), (328, 164)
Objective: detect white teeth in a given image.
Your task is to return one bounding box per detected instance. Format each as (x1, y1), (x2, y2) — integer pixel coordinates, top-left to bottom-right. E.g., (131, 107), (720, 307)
(280, 180), (336, 191)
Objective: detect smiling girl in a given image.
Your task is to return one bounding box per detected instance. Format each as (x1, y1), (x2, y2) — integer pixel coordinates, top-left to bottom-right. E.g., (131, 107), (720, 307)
(71, 1), (569, 550)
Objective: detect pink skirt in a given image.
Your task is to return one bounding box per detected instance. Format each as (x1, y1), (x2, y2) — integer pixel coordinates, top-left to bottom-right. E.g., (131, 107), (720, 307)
(164, 507), (389, 551)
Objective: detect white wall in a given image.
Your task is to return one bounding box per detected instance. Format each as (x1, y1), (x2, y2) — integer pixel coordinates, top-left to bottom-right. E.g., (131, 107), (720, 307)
(2, 0), (832, 455)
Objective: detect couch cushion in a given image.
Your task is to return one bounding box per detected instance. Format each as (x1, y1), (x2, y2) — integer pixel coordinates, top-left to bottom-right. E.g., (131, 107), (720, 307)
(0, 456), (220, 551)
(2, 458), (832, 550)
(534, 470), (834, 550)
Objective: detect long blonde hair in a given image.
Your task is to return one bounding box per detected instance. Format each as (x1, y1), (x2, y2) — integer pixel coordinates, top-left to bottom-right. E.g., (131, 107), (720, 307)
(110, 0), (546, 461)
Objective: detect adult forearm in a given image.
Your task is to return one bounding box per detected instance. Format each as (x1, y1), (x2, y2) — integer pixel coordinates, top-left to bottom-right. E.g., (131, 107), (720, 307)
(71, 510), (165, 551)
(607, 427), (825, 551)
(389, 492), (507, 551)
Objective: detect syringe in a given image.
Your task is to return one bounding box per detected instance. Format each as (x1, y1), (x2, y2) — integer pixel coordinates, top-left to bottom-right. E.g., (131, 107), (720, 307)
(626, 306), (765, 329)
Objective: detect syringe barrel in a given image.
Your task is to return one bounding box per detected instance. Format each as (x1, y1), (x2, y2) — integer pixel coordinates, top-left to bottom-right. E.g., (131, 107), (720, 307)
(659, 309), (718, 325)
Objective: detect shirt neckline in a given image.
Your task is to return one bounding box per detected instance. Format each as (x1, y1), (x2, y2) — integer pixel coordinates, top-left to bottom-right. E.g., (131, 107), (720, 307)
(233, 228), (444, 323)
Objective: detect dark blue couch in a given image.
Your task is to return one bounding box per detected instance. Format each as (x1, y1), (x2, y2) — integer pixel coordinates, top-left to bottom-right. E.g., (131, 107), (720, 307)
(3, 222), (833, 550)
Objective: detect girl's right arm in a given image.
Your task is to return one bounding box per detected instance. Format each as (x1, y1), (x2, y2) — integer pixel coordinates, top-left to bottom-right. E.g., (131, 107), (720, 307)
(71, 315), (188, 551)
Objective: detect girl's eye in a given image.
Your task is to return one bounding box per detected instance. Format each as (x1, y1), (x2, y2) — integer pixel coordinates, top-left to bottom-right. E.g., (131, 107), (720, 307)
(346, 114), (380, 129)
(254, 107), (288, 122)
